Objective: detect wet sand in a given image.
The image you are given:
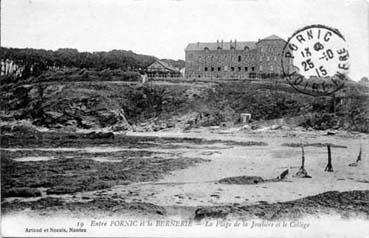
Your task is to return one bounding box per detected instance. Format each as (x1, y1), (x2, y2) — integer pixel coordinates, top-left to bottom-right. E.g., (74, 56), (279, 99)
(1, 127), (368, 219)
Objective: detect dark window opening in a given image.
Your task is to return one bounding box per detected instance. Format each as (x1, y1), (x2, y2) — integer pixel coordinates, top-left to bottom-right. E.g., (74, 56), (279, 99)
(204, 67), (208, 71)
(211, 67), (214, 71)
(198, 75), (201, 78)
(245, 67), (248, 71)
(238, 56), (242, 62)
(218, 67), (221, 71)
(238, 67), (241, 71)
(231, 67), (235, 71)
(249, 72), (256, 78)
(251, 67), (255, 71)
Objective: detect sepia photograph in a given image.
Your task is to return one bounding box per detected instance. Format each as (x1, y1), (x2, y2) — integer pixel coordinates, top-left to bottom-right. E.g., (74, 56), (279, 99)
(1, 0), (369, 237)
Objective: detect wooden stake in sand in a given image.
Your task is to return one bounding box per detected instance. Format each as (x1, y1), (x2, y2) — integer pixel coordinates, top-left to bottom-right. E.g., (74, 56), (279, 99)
(295, 144), (311, 178)
(301, 144), (305, 169)
(349, 144), (362, 167)
(324, 144), (334, 172)
(357, 145), (362, 162)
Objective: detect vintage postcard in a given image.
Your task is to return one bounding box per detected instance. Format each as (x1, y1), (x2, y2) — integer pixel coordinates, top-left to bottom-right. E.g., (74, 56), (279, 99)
(1, 0), (369, 237)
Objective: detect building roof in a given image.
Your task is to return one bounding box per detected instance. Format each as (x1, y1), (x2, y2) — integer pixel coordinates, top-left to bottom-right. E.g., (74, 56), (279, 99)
(185, 35), (285, 51)
(185, 41), (256, 51)
(261, 34), (284, 41)
(148, 60), (179, 72)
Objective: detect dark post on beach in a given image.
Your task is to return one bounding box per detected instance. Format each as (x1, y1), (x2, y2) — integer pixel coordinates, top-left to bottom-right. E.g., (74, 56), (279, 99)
(325, 144), (334, 172)
(357, 145), (362, 163)
(349, 144), (363, 167)
(295, 144), (311, 178)
(301, 144), (305, 169)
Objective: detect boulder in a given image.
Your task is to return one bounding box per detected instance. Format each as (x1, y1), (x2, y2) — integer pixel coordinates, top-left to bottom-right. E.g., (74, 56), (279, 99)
(65, 119), (78, 126)
(9, 86), (32, 110)
(43, 85), (64, 97)
(27, 87), (40, 100)
(136, 126), (145, 132)
(152, 124), (161, 131)
(96, 110), (118, 126)
(85, 131), (114, 139)
(80, 116), (98, 129)
(218, 176), (264, 185)
(251, 125), (261, 130)
(167, 122), (175, 128)
(112, 123), (131, 132)
(194, 207), (232, 220)
(270, 124), (282, 130)
(44, 111), (63, 120)
(242, 125), (252, 130)
(183, 123), (192, 131)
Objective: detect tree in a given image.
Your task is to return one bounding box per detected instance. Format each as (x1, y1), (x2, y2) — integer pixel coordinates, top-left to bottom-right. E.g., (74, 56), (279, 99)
(359, 76), (368, 84)
(0, 47), (157, 79)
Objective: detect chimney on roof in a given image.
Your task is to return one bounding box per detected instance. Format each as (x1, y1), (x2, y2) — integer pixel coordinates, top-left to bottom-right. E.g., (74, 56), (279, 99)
(217, 40), (219, 48)
(221, 40), (224, 48)
(235, 39), (237, 48)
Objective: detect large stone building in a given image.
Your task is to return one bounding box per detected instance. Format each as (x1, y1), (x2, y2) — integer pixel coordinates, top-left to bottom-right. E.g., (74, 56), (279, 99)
(185, 35), (289, 79)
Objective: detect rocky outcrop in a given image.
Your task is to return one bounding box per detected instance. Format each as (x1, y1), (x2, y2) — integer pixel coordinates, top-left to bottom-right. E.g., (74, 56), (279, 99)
(1, 196), (167, 217)
(0, 120), (41, 138)
(194, 190), (369, 220)
(3, 187), (42, 198)
(1, 83), (131, 131)
(1, 76), (368, 132)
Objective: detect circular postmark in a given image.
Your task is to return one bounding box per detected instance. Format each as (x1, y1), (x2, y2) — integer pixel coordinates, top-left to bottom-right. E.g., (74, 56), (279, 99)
(281, 25), (350, 96)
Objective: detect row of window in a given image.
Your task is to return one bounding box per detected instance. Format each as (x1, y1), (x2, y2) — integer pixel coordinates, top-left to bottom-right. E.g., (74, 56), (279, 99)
(202, 46), (280, 52)
(204, 46), (250, 51)
(196, 55), (253, 61)
(190, 55), (279, 62)
(204, 65), (276, 72)
(190, 72), (258, 79)
(260, 46), (280, 52)
(259, 65), (274, 71)
(204, 66), (255, 72)
(260, 56), (278, 61)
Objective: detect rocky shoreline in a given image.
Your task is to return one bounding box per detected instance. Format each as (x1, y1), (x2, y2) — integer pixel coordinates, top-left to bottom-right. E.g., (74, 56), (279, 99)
(194, 190), (369, 220)
(1, 127), (368, 220)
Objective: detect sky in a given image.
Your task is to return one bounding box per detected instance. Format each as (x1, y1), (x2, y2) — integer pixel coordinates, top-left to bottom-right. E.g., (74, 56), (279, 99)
(1, 0), (368, 80)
